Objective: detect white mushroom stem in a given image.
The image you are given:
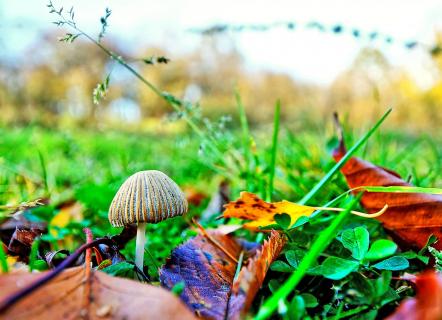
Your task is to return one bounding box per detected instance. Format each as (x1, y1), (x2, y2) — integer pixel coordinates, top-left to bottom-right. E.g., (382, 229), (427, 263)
(135, 222), (146, 273)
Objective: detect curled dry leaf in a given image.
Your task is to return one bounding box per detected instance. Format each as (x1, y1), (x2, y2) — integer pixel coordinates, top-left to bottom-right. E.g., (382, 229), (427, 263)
(160, 230), (286, 320)
(0, 212), (46, 246)
(8, 228), (43, 263)
(0, 266), (196, 320)
(387, 271), (442, 320)
(223, 192), (315, 230)
(333, 141), (442, 250)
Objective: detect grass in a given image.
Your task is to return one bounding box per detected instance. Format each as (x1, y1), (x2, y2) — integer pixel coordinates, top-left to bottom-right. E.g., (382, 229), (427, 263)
(0, 117), (441, 318)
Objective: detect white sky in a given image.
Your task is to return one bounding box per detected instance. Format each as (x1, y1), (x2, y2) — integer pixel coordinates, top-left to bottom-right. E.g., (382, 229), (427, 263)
(1, 0), (442, 86)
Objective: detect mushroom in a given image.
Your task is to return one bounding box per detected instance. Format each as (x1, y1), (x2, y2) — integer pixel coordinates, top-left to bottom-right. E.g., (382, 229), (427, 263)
(108, 170), (188, 272)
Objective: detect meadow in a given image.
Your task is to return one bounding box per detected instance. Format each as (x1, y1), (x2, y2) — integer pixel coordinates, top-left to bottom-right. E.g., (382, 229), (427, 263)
(1, 2), (442, 319)
(1, 118), (441, 318)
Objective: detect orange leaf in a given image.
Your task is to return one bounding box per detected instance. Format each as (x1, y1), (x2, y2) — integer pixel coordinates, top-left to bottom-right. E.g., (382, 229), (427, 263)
(387, 271), (442, 320)
(232, 231), (286, 313)
(333, 141), (442, 250)
(223, 192), (315, 230)
(0, 267), (196, 320)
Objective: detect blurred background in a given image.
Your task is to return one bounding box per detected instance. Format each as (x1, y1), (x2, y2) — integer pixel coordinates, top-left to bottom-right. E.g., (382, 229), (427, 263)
(1, 0), (442, 131)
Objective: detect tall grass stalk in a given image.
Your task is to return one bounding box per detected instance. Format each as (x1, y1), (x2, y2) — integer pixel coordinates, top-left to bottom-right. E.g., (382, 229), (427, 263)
(298, 109), (392, 205)
(267, 100), (281, 202)
(236, 90), (253, 190)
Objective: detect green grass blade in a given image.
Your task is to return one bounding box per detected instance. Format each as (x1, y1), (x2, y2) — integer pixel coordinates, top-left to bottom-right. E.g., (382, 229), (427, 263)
(236, 90), (252, 189)
(356, 186), (442, 195)
(254, 196), (358, 320)
(37, 150), (49, 196)
(298, 109), (392, 205)
(29, 238), (40, 272)
(0, 246), (8, 273)
(267, 100), (281, 202)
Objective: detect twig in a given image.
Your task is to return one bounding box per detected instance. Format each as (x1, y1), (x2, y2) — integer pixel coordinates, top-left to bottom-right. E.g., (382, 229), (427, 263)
(81, 228), (93, 318)
(0, 237), (113, 314)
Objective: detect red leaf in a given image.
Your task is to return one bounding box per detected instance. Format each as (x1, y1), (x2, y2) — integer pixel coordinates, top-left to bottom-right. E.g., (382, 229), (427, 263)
(333, 142), (442, 250)
(160, 230), (286, 319)
(388, 271), (442, 320)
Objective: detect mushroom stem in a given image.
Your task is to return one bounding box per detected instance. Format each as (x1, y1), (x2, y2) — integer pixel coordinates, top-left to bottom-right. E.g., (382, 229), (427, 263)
(135, 222), (146, 273)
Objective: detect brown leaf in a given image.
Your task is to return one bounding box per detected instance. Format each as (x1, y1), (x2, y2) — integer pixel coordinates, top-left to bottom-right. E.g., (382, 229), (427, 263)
(8, 228), (43, 262)
(0, 266), (196, 320)
(333, 142), (442, 250)
(160, 230), (286, 319)
(0, 212), (46, 247)
(387, 271), (442, 320)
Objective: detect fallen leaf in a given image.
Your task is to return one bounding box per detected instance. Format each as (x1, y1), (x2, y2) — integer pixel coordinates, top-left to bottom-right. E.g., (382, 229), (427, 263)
(0, 266), (196, 320)
(160, 230), (286, 319)
(333, 141), (442, 250)
(223, 192), (315, 230)
(232, 231), (288, 312)
(0, 211), (47, 247)
(184, 186), (207, 207)
(387, 271), (442, 320)
(8, 228), (43, 262)
(44, 249), (71, 268)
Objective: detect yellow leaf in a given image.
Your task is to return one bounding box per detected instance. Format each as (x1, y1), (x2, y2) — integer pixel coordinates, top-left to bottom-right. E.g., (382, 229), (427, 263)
(49, 202), (83, 236)
(223, 192), (315, 230)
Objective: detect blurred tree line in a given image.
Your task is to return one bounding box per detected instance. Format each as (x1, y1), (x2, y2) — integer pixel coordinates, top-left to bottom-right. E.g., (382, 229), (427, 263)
(0, 31), (441, 132)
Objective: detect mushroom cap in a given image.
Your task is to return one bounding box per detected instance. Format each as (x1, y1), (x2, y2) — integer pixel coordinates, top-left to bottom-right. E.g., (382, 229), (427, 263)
(108, 170), (188, 227)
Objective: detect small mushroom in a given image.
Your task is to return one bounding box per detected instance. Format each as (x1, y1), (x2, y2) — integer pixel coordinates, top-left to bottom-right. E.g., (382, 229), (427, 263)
(108, 170), (188, 272)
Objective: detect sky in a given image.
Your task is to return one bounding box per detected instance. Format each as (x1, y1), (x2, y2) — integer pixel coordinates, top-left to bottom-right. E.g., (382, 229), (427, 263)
(1, 0), (442, 86)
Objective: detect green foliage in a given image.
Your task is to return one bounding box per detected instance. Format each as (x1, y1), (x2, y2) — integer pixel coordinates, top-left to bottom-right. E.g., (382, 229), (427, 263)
(267, 220), (416, 319)
(372, 256), (409, 271)
(310, 256), (359, 280)
(340, 226), (369, 260)
(364, 239), (397, 261)
(102, 261), (135, 277)
(274, 213), (291, 230)
(428, 247), (442, 272)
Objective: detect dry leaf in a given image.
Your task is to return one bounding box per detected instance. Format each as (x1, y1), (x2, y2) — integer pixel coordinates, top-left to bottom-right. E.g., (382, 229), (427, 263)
(160, 230), (286, 320)
(8, 228), (42, 262)
(0, 267), (196, 320)
(223, 192), (315, 230)
(232, 231), (287, 312)
(333, 141), (442, 250)
(184, 186), (207, 207)
(387, 271), (442, 320)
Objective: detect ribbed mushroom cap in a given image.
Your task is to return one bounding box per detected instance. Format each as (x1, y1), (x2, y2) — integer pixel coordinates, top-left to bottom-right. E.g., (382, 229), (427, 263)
(108, 170), (188, 227)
